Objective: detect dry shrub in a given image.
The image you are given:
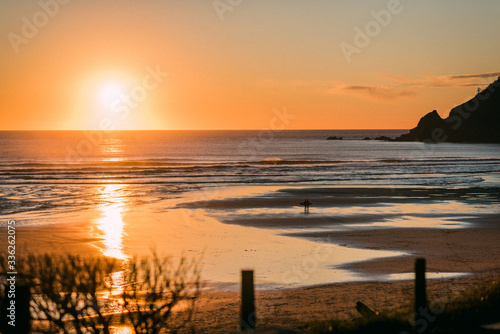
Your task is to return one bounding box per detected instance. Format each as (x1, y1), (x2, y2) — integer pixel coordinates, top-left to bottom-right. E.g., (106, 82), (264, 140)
(0, 252), (201, 334)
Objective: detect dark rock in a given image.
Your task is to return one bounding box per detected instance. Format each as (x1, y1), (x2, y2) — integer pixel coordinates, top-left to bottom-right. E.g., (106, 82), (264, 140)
(326, 136), (343, 140)
(395, 77), (500, 143)
(396, 110), (450, 142)
(374, 136), (393, 141)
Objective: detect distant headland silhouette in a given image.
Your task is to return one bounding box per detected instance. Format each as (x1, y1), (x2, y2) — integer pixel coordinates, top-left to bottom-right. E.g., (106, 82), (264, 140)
(394, 76), (500, 143)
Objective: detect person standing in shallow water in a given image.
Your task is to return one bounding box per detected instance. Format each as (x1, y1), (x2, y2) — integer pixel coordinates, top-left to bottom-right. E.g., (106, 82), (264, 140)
(301, 199), (311, 213)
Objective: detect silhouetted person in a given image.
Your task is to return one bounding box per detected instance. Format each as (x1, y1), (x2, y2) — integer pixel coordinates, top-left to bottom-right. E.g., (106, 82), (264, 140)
(301, 199), (311, 213)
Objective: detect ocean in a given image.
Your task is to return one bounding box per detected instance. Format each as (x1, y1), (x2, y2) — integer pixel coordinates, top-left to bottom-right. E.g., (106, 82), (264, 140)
(1, 129), (500, 221)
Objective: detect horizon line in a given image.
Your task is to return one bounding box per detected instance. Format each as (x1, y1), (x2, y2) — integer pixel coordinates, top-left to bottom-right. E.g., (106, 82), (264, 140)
(0, 128), (409, 132)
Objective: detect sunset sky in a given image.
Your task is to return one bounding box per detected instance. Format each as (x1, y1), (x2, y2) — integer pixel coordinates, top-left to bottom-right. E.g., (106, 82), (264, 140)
(1, 0), (499, 130)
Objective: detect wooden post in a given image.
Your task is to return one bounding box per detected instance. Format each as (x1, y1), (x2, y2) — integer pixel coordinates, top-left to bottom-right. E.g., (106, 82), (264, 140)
(240, 270), (256, 332)
(415, 258), (427, 312)
(414, 258), (434, 333)
(355, 301), (377, 318)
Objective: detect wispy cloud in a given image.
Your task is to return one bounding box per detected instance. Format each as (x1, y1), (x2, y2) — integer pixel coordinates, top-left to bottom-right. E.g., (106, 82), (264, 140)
(444, 72), (500, 81)
(329, 85), (416, 102)
(380, 71), (500, 88)
(329, 71), (499, 102)
(262, 71), (498, 104)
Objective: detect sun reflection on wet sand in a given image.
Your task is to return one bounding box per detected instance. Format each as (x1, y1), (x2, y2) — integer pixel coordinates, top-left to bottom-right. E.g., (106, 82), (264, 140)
(94, 184), (128, 260)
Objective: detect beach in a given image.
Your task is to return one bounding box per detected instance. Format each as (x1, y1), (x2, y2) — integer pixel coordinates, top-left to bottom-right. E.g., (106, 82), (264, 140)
(2, 131), (499, 332)
(12, 184), (500, 332)
(190, 274), (499, 333)
(2, 0), (500, 331)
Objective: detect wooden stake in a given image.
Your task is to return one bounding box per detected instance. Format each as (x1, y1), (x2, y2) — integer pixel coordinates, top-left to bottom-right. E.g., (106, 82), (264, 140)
(240, 270), (256, 332)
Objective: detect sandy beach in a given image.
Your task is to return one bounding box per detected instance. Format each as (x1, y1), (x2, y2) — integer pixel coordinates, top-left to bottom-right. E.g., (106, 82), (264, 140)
(190, 273), (500, 333)
(10, 185), (500, 332)
(180, 186), (500, 331)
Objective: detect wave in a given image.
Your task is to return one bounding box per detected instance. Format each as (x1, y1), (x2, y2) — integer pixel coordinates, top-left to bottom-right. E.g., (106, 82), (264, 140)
(0, 156), (498, 188)
(1, 157), (499, 168)
(256, 159), (346, 165)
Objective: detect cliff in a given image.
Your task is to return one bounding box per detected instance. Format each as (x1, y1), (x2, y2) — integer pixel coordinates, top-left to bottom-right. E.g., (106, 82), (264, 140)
(395, 77), (500, 143)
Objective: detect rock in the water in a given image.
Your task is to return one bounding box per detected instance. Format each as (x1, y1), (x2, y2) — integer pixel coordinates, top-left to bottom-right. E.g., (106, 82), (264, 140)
(374, 136), (393, 141)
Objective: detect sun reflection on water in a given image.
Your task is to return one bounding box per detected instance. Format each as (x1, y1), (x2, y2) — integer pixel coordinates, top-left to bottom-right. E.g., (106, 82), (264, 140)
(95, 184), (128, 260)
(99, 137), (125, 162)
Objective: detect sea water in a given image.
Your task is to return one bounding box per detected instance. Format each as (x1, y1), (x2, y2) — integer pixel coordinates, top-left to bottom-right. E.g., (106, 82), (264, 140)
(1, 130), (499, 220)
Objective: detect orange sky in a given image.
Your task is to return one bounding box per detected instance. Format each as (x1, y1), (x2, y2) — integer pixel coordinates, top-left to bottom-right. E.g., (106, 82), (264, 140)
(1, 0), (499, 130)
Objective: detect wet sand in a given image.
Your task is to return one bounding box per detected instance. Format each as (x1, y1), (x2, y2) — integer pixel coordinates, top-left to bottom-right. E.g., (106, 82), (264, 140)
(297, 217), (500, 276)
(9, 186), (500, 332)
(184, 186), (500, 332)
(185, 186), (500, 276)
(15, 221), (102, 256)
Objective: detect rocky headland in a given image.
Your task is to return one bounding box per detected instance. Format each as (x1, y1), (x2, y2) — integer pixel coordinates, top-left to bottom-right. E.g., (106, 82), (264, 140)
(395, 77), (500, 143)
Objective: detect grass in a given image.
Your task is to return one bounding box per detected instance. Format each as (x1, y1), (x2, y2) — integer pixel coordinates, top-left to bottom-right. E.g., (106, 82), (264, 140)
(307, 279), (500, 334)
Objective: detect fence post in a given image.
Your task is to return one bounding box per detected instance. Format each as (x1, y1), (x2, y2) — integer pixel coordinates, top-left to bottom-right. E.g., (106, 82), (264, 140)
(414, 258), (432, 333)
(240, 270), (256, 332)
(415, 258), (427, 312)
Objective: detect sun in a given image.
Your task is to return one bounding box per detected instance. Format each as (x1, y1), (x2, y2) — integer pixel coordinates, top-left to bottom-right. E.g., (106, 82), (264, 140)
(100, 82), (125, 109)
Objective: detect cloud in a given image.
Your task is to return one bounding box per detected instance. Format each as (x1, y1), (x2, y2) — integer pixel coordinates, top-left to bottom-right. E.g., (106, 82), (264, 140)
(380, 71), (500, 88)
(266, 71), (499, 104)
(444, 72), (500, 81)
(329, 85), (417, 102)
